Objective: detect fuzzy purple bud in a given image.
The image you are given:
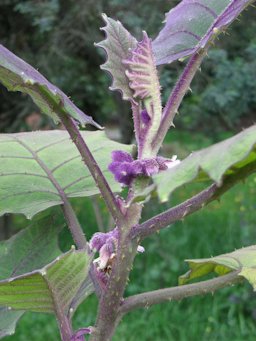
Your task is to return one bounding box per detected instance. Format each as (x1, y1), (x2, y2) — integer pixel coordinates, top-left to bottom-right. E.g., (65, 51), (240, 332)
(111, 150), (134, 163)
(141, 109), (151, 124)
(141, 158), (159, 176)
(89, 232), (109, 251)
(108, 161), (135, 186)
(109, 150), (180, 186)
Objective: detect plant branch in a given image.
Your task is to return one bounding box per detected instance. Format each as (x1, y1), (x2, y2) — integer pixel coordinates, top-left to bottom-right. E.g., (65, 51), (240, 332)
(61, 201), (87, 250)
(57, 112), (125, 226)
(152, 49), (208, 154)
(56, 307), (73, 341)
(132, 160), (256, 239)
(92, 197), (105, 232)
(120, 270), (241, 315)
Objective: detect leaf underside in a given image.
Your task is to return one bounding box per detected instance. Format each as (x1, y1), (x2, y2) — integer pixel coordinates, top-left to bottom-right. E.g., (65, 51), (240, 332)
(153, 0), (255, 65)
(96, 14), (138, 100)
(179, 245), (256, 289)
(0, 250), (90, 314)
(154, 125), (256, 202)
(0, 214), (63, 338)
(0, 130), (132, 218)
(0, 44), (101, 128)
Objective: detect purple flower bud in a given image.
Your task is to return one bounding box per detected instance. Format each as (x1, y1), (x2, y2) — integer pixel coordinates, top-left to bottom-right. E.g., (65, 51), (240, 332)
(131, 160), (144, 175)
(156, 156), (169, 170)
(89, 232), (109, 251)
(141, 109), (151, 124)
(109, 149), (180, 186)
(156, 155), (181, 170)
(111, 150), (133, 163)
(141, 158), (159, 176)
(90, 228), (119, 252)
(108, 161), (134, 186)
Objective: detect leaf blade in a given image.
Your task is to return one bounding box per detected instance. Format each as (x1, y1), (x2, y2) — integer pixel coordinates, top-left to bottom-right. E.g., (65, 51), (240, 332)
(0, 250), (91, 314)
(0, 213), (63, 338)
(0, 307), (24, 338)
(96, 14), (138, 100)
(154, 125), (256, 202)
(153, 0), (255, 65)
(179, 245), (256, 288)
(0, 44), (101, 128)
(0, 130), (133, 218)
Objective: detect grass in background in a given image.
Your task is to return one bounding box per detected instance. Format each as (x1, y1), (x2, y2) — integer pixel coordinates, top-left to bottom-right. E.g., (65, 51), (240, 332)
(5, 133), (256, 341)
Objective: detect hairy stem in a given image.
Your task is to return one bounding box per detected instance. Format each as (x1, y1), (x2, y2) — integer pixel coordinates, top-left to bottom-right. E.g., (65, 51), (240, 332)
(133, 183), (218, 239)
(56, 309), (73, 341)
(57, 113), (125, 226)
(90, 202), (143, 340)
(152, 49), (207, 154)
(92, 197), (105, 232)
(133, 160), (256, 239)
(61, 202), (87, 250)
(90, 237), (139, 341)
(120, 270), (241, 315)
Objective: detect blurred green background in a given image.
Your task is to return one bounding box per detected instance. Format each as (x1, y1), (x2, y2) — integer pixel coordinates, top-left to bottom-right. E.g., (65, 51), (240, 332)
(0, 0), (256, 340)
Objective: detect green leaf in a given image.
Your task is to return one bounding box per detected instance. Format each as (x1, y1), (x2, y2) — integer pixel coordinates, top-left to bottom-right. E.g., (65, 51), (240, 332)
(0, 44), (101, 128)
(96, 14), (138, 101)
(179, 245), (256, 288)
(154, 125), (256, 202)
(0, 307), (23, 338)
(0, 216), (62, 280)
(0, 249), (91, 314)
(153, 0), (255, 65)
(0, 213), (63, 338)
(0, 130), (133, 218)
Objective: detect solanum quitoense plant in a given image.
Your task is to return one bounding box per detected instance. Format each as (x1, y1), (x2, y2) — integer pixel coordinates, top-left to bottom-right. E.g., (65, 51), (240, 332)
(0, 1), (256, 340)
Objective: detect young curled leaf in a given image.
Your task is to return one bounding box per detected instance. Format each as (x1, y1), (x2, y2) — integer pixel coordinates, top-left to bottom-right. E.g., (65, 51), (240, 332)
(123, 31), (161, 104)
(95, 14), (137, 101)
(123, 32), (162, 157)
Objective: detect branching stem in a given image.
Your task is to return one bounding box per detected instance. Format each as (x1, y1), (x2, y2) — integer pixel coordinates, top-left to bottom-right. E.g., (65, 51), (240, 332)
(57, 112), (125, 226)
(152, 49), (208, 154)
(61, 201), (87, 250)
(120, 270), (241, 314)
(133, 160), (256, 240)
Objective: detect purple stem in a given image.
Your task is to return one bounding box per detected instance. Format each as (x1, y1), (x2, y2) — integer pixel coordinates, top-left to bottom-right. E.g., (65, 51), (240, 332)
(131, 101), (141, 150)
(152, 49), (207, 154)
(57, 112), (125, 226)
(120, 270), (241, 314)
(133, 183), (218, 239)
(61, 202), (87, 250)
(56, 311), (73, 341)
(133, 159), (256, 240)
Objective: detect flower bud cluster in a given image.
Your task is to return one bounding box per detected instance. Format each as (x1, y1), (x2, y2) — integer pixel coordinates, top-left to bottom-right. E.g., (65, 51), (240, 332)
(90, 228), (144, 288)
(108, 150), (180, 186)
